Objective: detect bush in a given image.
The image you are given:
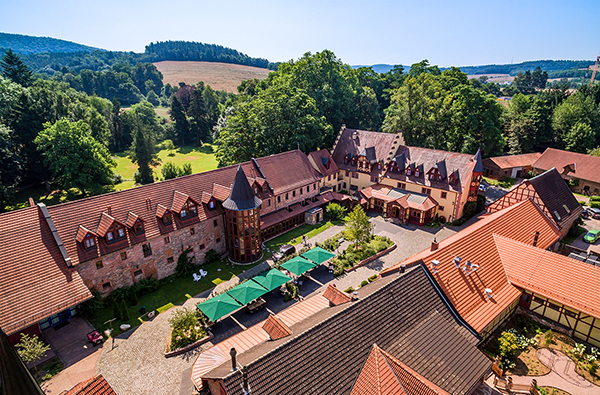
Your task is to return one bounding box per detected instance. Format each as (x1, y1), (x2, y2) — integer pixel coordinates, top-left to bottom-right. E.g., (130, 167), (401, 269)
(204, 249), (220, 263)
(579, 201), (587, 206)
(447, 217), (468, 226)
(326, 202), (347, 221)
(589, 363), (598, 377)
(176, 247), (197, 277)
(544, 330), (554, 346)
(138, 277), (158, 295)
(360, 280), (368, 287)
(120, 300), (130, 321)
(497, 331), (519, 358)
(591, 202), (600, 209)
(113, 300), (121, 320)
(368, 275), (377, 282)
(344, 287), (355, 293)
(317, 237), (339, 252)
(284, 282), (299, 302)
(78, 289), (105, 318)
(168, 308), (207, 351)
(589, 196), (600, 202)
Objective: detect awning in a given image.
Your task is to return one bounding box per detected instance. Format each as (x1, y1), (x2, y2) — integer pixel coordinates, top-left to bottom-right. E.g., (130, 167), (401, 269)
(280, 256), (317, 276)
(252, 269), (292, 292)
(301, 246), (336, 265)
(197, 293), (243, 322)
(226, 280), (269, 305)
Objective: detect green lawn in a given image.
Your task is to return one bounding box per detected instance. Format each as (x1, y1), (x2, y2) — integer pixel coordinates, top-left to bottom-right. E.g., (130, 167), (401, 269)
(264, 221), (339, 254)
(483, 176), (517, 189)
(4, 144), (217, 211)
(112, 144), (217, 190)
(88, 257), (255, 334)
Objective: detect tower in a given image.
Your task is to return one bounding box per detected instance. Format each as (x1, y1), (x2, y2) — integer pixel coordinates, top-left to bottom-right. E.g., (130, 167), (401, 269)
(468, 148), (484, 202)
(223, 166), (263, 263)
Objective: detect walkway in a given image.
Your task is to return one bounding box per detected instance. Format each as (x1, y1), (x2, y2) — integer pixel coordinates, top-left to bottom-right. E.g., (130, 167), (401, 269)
(485, 348), (600, 395)
(87, 214), (474, 394)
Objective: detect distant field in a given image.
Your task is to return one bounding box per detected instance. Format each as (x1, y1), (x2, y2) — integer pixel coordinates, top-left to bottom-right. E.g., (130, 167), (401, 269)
(467, 73), (515, 83)
(153, 61), (272, 93)
(5, 145), (217, 211)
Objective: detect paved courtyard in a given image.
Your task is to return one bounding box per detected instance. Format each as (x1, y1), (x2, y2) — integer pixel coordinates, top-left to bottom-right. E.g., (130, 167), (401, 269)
(49, 213), (476, 395)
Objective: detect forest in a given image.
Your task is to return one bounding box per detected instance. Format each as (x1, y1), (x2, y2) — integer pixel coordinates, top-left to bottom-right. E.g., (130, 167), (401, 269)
(2, 47), (600, 212)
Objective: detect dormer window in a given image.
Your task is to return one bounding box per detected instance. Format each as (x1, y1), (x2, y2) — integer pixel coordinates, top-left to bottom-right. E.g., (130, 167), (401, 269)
(254, 187), (258, 194)
(377, 163), (381, 170)
(209, 200), (215, 210)
(163, 213), (173, 225)
(180, 201), (197, 218)
(407, 169), (412, 176)
(106, 223), (126, 243)
(415, 170), (420, 177)
(134, 222), (144, 235)
(84, 237), (95, 249)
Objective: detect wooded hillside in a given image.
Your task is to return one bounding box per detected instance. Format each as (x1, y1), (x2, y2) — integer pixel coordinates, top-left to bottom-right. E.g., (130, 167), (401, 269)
(0, 32), (101, 54)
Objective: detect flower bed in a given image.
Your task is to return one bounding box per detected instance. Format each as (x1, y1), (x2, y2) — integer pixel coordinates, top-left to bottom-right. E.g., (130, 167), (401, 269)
(167, 308), (208, 353)
(331, 235), (394, 276)
(165, 331), (213, 358)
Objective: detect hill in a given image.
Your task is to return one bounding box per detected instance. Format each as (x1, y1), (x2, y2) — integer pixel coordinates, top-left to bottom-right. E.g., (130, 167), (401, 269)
(0, 32), (102, 54)
(353, 60), (595, 79)
(153, 61), (272, 93)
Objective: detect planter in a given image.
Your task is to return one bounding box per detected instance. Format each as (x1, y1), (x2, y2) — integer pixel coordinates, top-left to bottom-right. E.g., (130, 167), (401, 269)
(344, 243), (396, 273)
(165, 330), (213, 358)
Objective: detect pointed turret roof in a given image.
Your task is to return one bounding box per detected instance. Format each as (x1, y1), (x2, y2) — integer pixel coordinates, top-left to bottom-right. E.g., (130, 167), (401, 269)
(473, 148), (483, 173)
(222, 166), (262, 211)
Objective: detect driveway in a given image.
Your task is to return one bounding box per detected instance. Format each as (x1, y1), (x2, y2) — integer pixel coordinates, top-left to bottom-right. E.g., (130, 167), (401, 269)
(570, 216), (600, 254)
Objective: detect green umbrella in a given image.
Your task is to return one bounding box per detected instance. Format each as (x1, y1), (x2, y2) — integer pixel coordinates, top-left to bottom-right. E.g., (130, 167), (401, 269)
(226, 280), (269, 305)
(280, 256), (317, 276)
(197, 292), (243, 322)
(252, 268), (292, 291)
(301, 246), (336, 265)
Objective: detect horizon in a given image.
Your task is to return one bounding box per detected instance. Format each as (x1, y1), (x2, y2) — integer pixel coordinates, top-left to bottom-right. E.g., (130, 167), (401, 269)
(1, 0), (598, 68)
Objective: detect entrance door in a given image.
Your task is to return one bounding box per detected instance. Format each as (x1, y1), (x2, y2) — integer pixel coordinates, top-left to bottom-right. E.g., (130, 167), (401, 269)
(519, 293), (532, 309)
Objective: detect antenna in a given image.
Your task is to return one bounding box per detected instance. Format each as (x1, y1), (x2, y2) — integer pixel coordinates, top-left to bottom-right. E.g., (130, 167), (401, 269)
(453, 256), (461, 269)
(484, 288), (493, 299)
(463, 260), (480, 276)
(430, 259), (440, 274)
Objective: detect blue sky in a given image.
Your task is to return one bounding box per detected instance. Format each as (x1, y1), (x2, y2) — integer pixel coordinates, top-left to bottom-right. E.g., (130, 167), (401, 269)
(1, 0), (598, 67)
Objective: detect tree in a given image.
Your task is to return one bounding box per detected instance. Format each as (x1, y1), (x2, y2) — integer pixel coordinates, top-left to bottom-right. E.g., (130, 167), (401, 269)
(0, 124), (21, 210)
(343, 206), (374, 248)
(34, 119), (116, 195)
(121, 299), (130, 321)
(161, 161), (192, 180)
(15, 333), (50, 374)
(552, 92), (600, 149)
(565, 122), (595, 153)
(1, 49), (33, 86)
(325, 202), (347, 221)
(128, 102), (161, 184)
(113, 299), (122, 320)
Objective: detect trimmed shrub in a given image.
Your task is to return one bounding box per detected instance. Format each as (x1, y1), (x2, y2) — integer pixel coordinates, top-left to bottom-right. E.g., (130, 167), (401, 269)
(368, 275), (377, 282)
(120, 300), (130, 321)
(344, 287), (355, 293)
(360, 280), (368, 287)
(113, 300), (121, 320)
(204, 249), (220, 263)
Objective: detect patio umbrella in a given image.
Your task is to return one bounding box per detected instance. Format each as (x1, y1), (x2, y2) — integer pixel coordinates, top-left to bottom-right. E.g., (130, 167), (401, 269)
(301, 246), (336, 265)
(0, 326), (45, 395)
(280, 256), (317, 276)
(226, 280), (269, 305)
(252, 268), (292, 292)
(197, 293), (243, 322)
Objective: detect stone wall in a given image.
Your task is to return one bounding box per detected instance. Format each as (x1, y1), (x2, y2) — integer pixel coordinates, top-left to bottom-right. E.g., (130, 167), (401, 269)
(77, 216), (227, 294)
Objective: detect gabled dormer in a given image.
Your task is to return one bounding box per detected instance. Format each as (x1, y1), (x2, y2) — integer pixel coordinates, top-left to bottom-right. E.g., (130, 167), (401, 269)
(96, 212), (126, 244)
(126, 212), (145, 235)
(202, 191), (218, 211)
(407, 163), (423, 177)
(156, 204), (173, 225)
(427, 161), (447, 182)
(76, 225), (97, 250)
(171, 191), (199, 220)
(448, 170), (459, 185)
(387, 154), (406, 174)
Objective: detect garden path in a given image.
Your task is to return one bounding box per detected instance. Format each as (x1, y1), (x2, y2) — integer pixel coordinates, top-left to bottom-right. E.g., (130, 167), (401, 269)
(486, 348), (600, 395)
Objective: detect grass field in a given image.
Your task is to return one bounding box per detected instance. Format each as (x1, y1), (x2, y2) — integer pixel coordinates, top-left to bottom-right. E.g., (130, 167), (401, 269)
(4, 145), (217, 211)
(112, 144), (218, 190)
(153, 61), (272, 93)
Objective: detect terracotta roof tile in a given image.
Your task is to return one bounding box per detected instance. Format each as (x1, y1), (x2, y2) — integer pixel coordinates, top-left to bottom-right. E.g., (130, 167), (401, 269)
(308, 149), (339, 177)
(212, 184), (231, 201)
(332, 128), (402, 168)
(254, 150), (321, 194)
(95, 212), (118, 237)
(201, 191), (212, 204)
(155, 204), (169, 218)
(0, 206), (91, 334)
(360, 184), (439, 211)
(496, 234), (600, 319)
(534, 148), (600, 184)
(171, 190), (191, 212)
(351, 344), (450, 395)
(484, 152), (541, 169)
(262, 315), (292, 340)
(323, 284), (352, 305)
(382, 199), (562, 333)
(125, 211), (140, 228)
(62, 374), (117, 395)
(75, 225), (95, 243)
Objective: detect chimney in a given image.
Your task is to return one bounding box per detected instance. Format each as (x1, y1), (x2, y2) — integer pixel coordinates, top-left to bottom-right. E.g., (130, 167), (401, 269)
(533, 231), (540, 247)
(241, 366), (250, 394)
(430, 238), (439, 251)
(399, 264), (406, 274)
(107, 206), (112, 216)
(28, 197), (35, 207)
(230, 348), (237, 371)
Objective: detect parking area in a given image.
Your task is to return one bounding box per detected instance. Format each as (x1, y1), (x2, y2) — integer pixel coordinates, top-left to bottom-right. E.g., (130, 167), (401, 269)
(569, 215), (600, 254)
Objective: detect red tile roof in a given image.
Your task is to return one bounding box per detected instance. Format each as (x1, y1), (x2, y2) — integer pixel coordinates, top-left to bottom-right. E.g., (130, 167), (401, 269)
(171, 190), (191, 212)
(262, 314), (292, 340)
(533, 148), (600, 184)
(382, 199), (562, 333)
(360, 184), (438, 211)
(351, 344), (450, 395)
(332, 128), (402, 170)
(75, 225), (95, 243)
(155, 204), (169, 218)
(323, 284), (352, 305)
(485, 152), (542, 169)
(496, 234), (600, 319)
(308, 149), (339, 178)
(62, 374), (117, 395)
(125, 211), (140, 228)
(0, 206), (91, 334)
(255, 150), (321, 194)
(95, 212), (119, 237)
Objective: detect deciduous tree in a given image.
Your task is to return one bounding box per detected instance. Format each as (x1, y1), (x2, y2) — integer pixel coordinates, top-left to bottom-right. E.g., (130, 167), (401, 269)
(15, 333), (51, 374)
(344, 206), (374, 248)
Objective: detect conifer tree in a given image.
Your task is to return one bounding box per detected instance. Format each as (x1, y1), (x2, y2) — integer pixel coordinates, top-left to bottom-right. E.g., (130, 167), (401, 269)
(1, 49), (33, 86)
